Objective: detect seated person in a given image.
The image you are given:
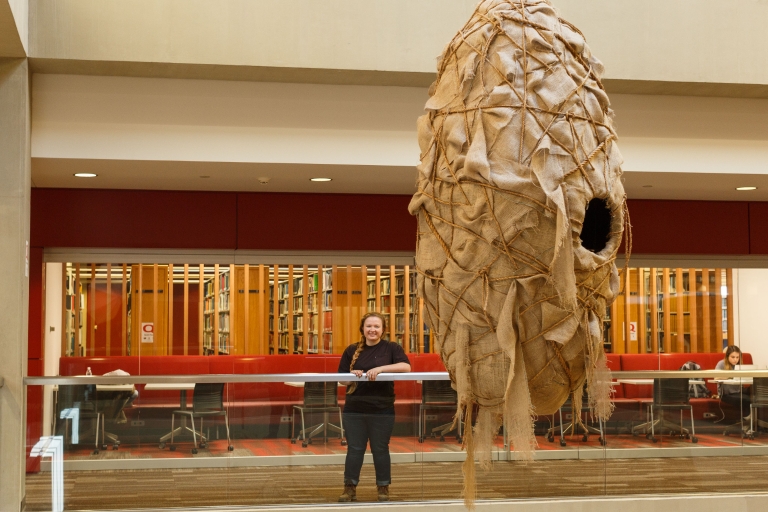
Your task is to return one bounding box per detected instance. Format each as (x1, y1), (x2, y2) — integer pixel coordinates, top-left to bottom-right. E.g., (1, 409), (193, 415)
(716, 346), (751, 419)
(100, 369), (139, 424)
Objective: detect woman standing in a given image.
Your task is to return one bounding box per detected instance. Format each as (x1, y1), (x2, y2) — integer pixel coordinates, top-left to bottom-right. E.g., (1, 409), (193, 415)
(716, 345), (751, 418)
(338, 312), (411, 502)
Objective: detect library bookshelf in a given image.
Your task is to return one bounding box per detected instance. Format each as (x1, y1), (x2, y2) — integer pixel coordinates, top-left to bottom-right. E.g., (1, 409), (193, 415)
(59, 261), (734, 359)
(605, 268), (735, 354)
(61, 262), (433, 358)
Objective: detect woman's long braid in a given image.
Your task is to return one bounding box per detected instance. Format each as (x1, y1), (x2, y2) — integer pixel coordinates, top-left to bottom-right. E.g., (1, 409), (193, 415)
(346, 340), (366, 395)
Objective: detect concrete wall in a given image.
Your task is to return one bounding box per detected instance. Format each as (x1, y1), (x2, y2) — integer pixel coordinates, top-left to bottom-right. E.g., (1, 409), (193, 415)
(0, 0), (27, 58)
(0, 57), (31, 512)
(29, 74), (768, 197)
(28, 0), (768, 89)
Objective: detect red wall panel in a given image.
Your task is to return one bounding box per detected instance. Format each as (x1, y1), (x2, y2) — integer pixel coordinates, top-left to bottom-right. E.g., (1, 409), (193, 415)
(749, 202), (768, 254)
(31, 188), (237, 249)
(26, 359), (43, 473)
(625, 200), (750, 255)
(236, 193), (417, 251)
(27, 247), (44, 360)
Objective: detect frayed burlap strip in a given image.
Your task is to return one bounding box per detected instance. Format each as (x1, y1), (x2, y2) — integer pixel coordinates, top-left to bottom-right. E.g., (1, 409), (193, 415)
(408, 1), (630, 508)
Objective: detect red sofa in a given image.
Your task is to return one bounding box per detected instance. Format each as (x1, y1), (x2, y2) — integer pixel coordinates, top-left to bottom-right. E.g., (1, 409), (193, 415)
(59, 354), (447, 433)
(609, 352), (753, 424)
(58, 351), (750, 429)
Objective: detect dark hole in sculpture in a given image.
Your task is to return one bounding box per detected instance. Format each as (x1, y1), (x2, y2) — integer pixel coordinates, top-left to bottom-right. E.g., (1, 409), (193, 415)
(580, 198), (611, 253)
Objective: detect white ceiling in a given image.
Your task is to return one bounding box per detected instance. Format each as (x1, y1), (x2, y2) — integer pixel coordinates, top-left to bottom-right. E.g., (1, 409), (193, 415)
(30, 74), (768, 201)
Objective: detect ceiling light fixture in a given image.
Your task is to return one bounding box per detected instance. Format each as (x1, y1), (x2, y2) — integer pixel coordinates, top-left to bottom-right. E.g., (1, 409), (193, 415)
(73, 173), (97, 178)
(736, 186), (757, 191)
(200, 175), (210, 179)
(310, 178), (332, 182)
(642, 185), (653, 188)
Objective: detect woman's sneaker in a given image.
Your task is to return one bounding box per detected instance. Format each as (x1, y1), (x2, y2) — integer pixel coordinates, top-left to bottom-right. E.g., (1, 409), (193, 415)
(338, 484), (357, 502)
(377, 485), (390, 502)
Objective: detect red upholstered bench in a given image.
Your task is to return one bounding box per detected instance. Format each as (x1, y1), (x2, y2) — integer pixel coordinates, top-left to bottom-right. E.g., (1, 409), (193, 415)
(58, 353), (448, 431)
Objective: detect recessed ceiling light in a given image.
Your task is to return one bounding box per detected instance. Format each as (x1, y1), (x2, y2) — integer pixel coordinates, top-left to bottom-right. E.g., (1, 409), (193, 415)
(736, 186), (757, 191)
(200, 176), (210, 179)
(642, 185), (653, 188)
(310, 178), (332, 182)
(73, 173), (97, 178)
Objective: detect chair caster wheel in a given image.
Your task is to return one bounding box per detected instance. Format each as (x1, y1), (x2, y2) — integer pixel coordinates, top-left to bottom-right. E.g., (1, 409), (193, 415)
(457, 437), (462, 444)
(341, 440), (347, 446)
(439, 436), (445, 442)
(645, 433), (652, 440)
(112, 444), (118, 450)
(581, 435), (588, 442)
(290, 439), (296, 444)
(170, 445), (176, 451)
(651, 437), (658, 443)
(301, 442), (308, 448)
(546, 434), (554, 443)
(228, 445), (234, 452)
(200, 443), (207, 449)
(102, 444), (107, 450)
(559, 439), (566, 447)
(599, 437), (606, 446)
(418, 437), (424, 443)
(159, 443), (166, 449)
(692, 437), (698, 443)
(92, 450), (99, 455)
(192, 449), (198, 454)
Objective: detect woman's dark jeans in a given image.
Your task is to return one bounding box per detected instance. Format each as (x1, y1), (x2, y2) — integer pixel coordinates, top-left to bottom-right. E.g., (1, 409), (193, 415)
(343, 407), (395, 486)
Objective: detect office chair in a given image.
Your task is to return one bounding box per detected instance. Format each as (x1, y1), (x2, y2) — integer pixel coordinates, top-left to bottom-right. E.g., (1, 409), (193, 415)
(54, 384), (105, 455)
(643, 378), (698, 443)
(747, 377), (768, 439)
(546, 390), (605, 447)
(170, 383), (233, 454)
(291, 381), (345, 447)
(418, 379), (462, 443)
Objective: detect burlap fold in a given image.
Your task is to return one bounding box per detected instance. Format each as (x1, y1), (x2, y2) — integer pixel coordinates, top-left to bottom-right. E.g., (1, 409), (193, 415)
(409, 1), (630, 507)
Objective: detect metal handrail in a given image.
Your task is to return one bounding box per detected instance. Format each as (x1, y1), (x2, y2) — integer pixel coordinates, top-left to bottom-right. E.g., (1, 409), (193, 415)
(22, 369), (768, 386)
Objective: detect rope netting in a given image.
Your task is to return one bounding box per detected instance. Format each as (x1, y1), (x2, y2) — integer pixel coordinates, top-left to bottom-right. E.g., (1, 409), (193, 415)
(408, 1), (631, 506)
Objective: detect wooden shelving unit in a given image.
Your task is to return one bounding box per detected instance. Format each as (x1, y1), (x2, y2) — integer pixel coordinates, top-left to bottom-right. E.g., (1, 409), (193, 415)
(57, 261), (488, 358)
(606, 267), (734, 354)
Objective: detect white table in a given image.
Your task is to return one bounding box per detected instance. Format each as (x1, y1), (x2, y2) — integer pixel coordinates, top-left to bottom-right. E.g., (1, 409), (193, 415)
(144, 383), (199, 446)
(96, 384), (135, 392)
(617, 379), (706, 385)
(710, 378), (754, 385)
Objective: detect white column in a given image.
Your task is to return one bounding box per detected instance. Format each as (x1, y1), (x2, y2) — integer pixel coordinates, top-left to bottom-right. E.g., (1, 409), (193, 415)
(0, 57), (31, 512)
(43, 263), (63, 436)
(736, 268), (768, 368)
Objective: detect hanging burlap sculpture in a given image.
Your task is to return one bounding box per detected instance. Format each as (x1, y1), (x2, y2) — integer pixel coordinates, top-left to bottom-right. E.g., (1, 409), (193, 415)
(409, 0), (630, 505)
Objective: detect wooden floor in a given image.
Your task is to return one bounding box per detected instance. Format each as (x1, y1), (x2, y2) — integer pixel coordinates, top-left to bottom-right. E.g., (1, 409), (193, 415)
(25, 455), (768, 511)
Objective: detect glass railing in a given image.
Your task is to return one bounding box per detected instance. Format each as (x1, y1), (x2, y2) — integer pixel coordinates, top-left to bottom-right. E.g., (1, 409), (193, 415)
(23, 370), (768, 510)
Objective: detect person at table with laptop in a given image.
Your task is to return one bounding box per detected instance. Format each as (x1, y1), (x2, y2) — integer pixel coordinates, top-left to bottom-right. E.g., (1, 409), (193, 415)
(716, 346), (751, 420)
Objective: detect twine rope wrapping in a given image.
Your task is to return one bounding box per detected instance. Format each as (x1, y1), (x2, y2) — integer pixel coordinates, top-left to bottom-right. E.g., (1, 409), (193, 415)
(409, 1), (630, 508)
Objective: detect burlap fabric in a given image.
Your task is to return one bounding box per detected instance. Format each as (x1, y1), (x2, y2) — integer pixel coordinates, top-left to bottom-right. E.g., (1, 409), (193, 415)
(408, 0), (630, 504)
